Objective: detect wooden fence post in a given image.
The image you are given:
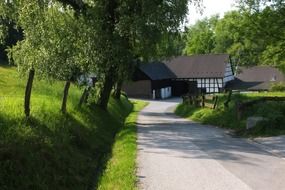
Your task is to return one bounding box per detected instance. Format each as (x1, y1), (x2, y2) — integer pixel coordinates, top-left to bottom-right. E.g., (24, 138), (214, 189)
(224, 90), (232, 108)
(236, 101), (242, 120)
(202, 95), (205, 107)
(213, 96), (218, 109)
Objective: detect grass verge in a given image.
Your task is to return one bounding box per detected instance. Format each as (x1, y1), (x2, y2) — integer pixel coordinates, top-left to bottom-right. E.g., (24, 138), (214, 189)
(0, 65), (133, 189)
(175, 92), (285, 137)
(97, 100), (148, 190)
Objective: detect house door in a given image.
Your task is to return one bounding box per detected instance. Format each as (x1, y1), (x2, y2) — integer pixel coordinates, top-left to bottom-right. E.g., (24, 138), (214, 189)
(188, 81), (198, 95)
(171, 81), (189, 96)
(155, 89), (161, 99)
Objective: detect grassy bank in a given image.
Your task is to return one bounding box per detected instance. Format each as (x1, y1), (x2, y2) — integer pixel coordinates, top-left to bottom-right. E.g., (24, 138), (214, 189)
(0, 65), (133, 189)
(97, 101), (147, 190)
(175, 92), (285, 137)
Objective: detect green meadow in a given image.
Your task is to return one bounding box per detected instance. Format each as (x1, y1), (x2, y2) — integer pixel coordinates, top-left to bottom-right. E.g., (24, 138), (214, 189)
(0, 64), (144, 190)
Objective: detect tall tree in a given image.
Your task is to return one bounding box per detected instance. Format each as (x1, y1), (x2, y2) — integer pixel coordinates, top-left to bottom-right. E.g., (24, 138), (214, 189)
(57, 0), (198, 109)
(237, 0), (285, 70)
(184, 5), (285, 68)
(214, 10), (264, 66)
(5, 1), (89, 115)
(184, 15), (219, 55)
(3, 0), (202, 111)
(0, 0), (38, 117)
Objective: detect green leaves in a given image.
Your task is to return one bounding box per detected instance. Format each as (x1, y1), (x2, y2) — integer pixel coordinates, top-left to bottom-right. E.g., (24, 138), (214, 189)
(184, 15), (218, 55)
(184, 3), (285, 69)
(2, 0), (199, 106)
(0, 24), (8, 44)
(7, 1), (89, 81)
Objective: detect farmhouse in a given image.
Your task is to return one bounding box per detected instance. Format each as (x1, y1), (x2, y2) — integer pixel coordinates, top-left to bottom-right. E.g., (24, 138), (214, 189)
(122, 62), (175, 99)
(226, 66), (285, 91)
(123, 54), (235, 99)
(165, 54), (234, 94)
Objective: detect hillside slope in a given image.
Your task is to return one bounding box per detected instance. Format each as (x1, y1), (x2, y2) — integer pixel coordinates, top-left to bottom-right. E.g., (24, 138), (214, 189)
(0, 65), (133, 190)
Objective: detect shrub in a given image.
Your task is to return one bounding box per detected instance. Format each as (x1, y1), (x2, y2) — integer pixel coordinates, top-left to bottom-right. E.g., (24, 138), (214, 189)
(176, 92), (285, 137)
(270, 82), (285, 92)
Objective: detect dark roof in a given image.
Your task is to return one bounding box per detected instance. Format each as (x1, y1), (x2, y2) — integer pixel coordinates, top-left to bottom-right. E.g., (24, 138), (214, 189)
(139, 62), (176, 80)
(236, 66), (285, 82)
(226, 66), (285, 90)
(225, 78), (264, 90)
(164, 54), (230, 78)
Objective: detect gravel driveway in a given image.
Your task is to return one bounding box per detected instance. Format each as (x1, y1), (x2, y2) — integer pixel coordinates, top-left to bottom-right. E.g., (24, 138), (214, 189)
(137, 98), (285, 190)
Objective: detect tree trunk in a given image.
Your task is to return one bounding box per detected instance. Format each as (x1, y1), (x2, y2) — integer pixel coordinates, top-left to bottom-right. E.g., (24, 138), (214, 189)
(114, 80), (123, 100)
(79, 87), (90, 107)
(24, 68), (35, 118)
(61, 81), (71, 114)
(97, 74), (114, 110)
(97, 0), (117, 110)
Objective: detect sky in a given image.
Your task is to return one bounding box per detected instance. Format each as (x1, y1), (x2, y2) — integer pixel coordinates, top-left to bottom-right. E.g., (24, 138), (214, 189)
(187, 0), (238, 25)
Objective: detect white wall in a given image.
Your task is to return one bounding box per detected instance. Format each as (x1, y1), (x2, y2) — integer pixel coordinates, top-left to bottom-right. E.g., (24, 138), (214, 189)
(159, 86), (172, 99)
(223, 62), (234, 85)
(196, 78), (222, 93)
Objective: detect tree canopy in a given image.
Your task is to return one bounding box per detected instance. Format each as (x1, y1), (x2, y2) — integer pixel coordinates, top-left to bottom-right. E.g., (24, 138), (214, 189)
(0, 0), (200, 112)
(184, 15), (219, 55)
(183, 1), (285, 70)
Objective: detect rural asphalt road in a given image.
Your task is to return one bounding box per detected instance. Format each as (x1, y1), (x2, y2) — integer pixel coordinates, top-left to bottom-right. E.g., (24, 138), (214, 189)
(136, 98), (285, 190)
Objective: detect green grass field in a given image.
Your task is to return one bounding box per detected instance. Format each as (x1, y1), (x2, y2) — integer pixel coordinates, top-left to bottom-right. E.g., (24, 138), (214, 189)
(175, 92), (285, 137)
(0, 65), (137, 189)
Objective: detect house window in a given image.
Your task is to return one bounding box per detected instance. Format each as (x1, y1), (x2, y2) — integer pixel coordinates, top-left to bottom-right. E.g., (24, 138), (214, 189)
(196, 78), (222, 94)
(271, 75), (277, 82)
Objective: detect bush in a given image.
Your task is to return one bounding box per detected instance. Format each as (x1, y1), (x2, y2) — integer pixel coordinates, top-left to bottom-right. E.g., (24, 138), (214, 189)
(176, 92), (285, 137)
(270, 82), (285, 92)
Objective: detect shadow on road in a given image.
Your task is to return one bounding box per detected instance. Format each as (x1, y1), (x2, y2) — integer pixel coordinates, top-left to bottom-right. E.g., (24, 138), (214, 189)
(138, 111), (274, 166)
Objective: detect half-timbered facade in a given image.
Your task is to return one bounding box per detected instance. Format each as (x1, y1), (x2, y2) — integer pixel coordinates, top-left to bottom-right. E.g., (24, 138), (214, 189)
(123, 54), (235, 99)
(164, 54), (234, 94)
